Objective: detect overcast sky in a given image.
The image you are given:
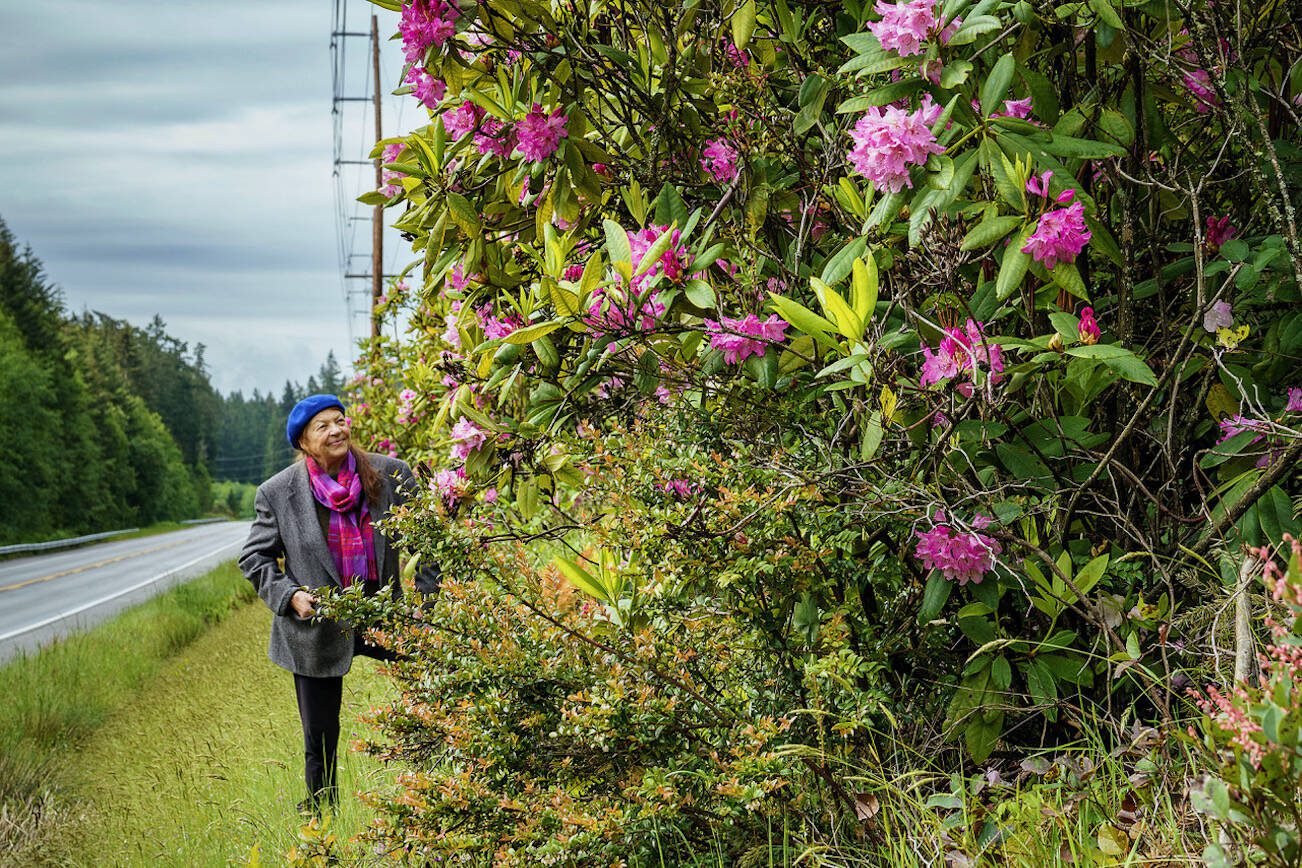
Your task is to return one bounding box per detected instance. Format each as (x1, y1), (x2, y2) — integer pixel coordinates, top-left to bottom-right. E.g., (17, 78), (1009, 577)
(0, 0), (414, 396)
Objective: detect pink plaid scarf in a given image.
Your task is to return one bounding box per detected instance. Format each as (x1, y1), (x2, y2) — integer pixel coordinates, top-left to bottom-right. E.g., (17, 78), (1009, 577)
(305, 451), (377, 588)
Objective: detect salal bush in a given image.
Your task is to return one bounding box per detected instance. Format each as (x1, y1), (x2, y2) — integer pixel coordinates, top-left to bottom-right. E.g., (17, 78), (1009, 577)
(331, 0), (1301, 859)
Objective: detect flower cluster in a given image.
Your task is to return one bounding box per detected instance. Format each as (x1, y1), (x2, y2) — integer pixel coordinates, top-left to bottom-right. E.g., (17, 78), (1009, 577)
(867, 0), (959, 57)
(396, 388), (419, 425)
(704, 314), (789, 364)
(399, 0), (459, 65)
(478, 305), (522, 340)
(1193, 684), (1265, 768)
(918, 319), (1004, 396)
(449, 416), (489, 461)
(432, 466), (467, 507)
(381, 143), (406, 198)
(628, 224), (693, 291)
(846, 104), (944, 193)
(701, 138), (740, 184)
(914, 511), (1001, 585)
(661, 479), (695, 499)
(1205, 215), (1237, 249)
(1022, 172), (1091, 269)
(515, 104), (568, 162)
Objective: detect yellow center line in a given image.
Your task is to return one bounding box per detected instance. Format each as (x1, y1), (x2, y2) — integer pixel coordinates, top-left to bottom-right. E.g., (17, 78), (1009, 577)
(0, 538), (197, 593)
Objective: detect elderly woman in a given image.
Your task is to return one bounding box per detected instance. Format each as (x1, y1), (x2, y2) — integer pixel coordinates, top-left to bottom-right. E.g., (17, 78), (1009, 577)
(239, 393), (438, 813)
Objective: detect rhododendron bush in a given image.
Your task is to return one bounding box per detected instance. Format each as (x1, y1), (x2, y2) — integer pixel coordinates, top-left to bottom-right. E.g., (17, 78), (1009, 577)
(332, 0), (1301, 860)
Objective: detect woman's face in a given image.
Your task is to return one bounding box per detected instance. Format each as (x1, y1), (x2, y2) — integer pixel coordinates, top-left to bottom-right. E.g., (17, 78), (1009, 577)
(299, 407), (350, 468)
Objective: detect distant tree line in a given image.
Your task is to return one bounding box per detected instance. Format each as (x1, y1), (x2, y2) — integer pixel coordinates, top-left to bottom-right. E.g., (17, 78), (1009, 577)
(0, 217), (349, 544)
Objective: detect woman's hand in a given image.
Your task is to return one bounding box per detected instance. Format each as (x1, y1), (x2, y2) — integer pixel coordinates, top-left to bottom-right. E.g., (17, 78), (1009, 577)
(290, 590), (318, 619)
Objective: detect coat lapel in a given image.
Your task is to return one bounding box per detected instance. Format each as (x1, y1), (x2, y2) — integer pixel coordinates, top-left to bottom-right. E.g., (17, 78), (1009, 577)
(290, 458), (391, 586)
(289, 461), (343, 586)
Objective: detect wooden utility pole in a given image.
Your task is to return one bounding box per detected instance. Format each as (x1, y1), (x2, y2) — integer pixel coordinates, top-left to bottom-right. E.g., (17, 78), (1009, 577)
(370, 12), (384, 341)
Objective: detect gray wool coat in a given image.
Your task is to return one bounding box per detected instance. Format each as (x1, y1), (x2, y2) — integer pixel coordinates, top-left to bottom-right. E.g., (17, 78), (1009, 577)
(239, 453), (438, 677)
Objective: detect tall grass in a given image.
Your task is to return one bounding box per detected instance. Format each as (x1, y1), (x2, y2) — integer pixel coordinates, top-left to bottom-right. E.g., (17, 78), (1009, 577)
(0, 562), (254, 863)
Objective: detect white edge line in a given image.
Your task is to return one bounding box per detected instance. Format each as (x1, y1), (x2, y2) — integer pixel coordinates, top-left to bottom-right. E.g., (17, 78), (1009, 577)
(0, 534), (246, 645)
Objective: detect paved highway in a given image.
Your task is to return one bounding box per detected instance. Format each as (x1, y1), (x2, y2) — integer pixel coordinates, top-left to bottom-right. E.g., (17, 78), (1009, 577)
(0, 521), (251, 664)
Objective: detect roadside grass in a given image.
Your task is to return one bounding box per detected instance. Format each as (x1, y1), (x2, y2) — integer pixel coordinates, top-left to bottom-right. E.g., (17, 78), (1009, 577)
(63, 599), (394, 867)
(0, 562), (254, 864)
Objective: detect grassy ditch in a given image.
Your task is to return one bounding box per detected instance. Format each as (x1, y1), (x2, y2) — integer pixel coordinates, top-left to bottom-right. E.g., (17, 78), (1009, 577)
(0, 561), (255, 863)
(63, 597), (392, 866)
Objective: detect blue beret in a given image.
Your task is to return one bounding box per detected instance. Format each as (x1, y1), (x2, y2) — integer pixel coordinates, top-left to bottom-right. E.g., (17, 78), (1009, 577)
(286, 394), (347, 450)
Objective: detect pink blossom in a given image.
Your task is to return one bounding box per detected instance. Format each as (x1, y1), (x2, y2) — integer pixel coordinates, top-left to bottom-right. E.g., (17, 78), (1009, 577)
(998, 97), (1032, 119)
(563, 263), (585, 281)
(1022, 201), (1092, 269)
(1203, 300), (1233, 333)
(473, 115), (516, 158)
(846, 104), (944, 193)
(1077, 307), (1100, 345)
(409, 70), (446, 109)
(483, 487), (498, 503)
(515, 104), (568, 162)
(441, 314), (462, 349)
(432, 466), (468, 506)
(478, 305), (523, 340)
(1192, 684), (1264, 768)
(918, 319), (1004, 393)
(447, 264), (468, 291)
(399, 0), (460, 65)
(867, 0), (956, 57)
(724, 43), (750, 68)
(396, 388), (420, 425)
(914, 511), (1001, 585)
(662, 479), (695, 499)
(1183, 69), (1219, 112)
(701, 138), (741, 183)
(1286, 388), (1302, 413)
(381, 143), (406, 197)
(627, 224), (694, 291)
(1205, 215), (1237, 248)
(449, 416), (489, 460)
(442, 101), (484, 140)
(704, 314), (789, 364)
(1025, 170), (1076, 204)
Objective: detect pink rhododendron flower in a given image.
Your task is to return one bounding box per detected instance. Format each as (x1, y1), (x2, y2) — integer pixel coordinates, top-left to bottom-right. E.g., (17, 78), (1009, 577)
(662, 479), (695, 499)
(1203, 300), (1233, 333)
(998, 97), (1032, 119)
(409, 70), (446, 109)
(515, 104), (568, 162)
(627, 225), (694, 291)
(1205, 215), (1237, 248)
(846, 104), (944, 192)
(918, 319), (1004, 395)
(1025, 170), (1076, 204)
(1183, 69), (1218, 112)
(704, 314), (789, 364)
(701, 138), (741, 183)
(396, 388), (419, 425)
(449, 416), (489, 460)
(399, 0), (460, 65)
(381, 143), (406, 197)
(1077, 307), (1101, 345)
(432, 466), (467, 506)
(447, 263), (473, 291)
(1022, 201), (1092, 269)
(478, 305), (523, 340)
(1287, 387), (1302, 413)
(867, 0), (957, 57)
(473, 115), (516, 158)
(914, 511), (1001, 585)
(442, 102), (484, 140)
(724, 43), (750, 68)
(483, 487), (498, 503)
(563, 263), (585, 281)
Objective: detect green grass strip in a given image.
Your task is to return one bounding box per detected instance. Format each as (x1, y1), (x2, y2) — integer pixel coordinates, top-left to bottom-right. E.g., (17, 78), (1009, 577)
(62, 583), (392, 866)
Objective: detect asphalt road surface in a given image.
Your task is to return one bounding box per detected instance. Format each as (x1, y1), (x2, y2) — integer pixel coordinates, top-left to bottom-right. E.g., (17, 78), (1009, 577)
(0, 521), (251, 664)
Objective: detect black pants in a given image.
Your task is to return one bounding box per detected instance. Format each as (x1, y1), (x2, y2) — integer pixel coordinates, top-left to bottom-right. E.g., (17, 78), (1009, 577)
(293, 634), (399, 802)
